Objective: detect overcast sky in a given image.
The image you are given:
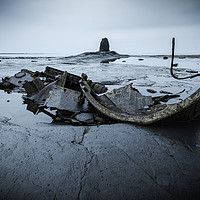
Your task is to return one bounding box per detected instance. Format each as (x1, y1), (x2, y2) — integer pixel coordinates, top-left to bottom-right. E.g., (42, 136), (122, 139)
(0, 0), (200, 55)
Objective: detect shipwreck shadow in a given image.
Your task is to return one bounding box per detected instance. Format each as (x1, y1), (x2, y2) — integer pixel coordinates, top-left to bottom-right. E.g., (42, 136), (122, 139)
(143, 119), (200, 147)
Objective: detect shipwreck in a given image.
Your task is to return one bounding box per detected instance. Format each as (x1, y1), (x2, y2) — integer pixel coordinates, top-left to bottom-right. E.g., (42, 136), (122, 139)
(1, 38), (200, 125)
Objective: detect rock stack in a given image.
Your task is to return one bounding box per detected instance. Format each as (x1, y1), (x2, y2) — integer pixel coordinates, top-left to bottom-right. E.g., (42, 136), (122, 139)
(99, 38), (110, 52)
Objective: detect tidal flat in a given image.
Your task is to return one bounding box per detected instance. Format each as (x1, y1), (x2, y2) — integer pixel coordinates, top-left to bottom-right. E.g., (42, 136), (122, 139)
(0, 54), (200, 199)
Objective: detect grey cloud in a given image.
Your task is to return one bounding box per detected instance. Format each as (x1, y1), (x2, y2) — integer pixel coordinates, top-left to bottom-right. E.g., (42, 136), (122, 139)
(1, 0), (200, 29)
(0, 0), (199, 54)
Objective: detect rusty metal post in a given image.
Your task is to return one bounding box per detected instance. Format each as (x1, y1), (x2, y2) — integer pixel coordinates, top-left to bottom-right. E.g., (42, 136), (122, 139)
(170, 37), (200, 79)
(170, 37), (178, 79)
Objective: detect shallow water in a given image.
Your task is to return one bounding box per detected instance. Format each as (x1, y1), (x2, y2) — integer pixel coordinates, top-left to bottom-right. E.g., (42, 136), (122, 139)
(0, 90), (51, 127)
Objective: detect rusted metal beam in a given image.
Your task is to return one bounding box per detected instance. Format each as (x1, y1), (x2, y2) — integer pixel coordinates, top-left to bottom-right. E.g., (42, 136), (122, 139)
(170, 38), (200, 79)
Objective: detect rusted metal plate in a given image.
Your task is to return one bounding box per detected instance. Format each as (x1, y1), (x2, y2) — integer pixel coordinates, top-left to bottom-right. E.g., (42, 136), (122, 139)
(23, 77), (44, 96)
(106, 84), (154, 114)
(25, 81), (57, 104)
(44, 85), (89, 112)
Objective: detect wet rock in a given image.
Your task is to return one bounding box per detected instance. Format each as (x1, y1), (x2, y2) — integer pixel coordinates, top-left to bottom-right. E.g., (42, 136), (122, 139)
(1, 78), (15, 90)
(89, 81), (108, 94)
(100, 59), (109, 63)
(138, 58), (144, 61)
(1, 70), (34, 92)
(179, 56), (186, 59)
(100, 58), (117, 63)
(147, 89), (157, 94)
(99, 38), (110, 52)
(163, 56), (168, 60)
(61, 62), (75, 65)
(160, 90), (173, 94)
(153, 94), (180, 103)
(100, 80), (122, 85)
(63, 49), (129, 64)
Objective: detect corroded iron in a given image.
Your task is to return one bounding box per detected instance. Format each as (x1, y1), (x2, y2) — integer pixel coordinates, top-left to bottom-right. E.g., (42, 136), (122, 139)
(79, 78), (200, 125)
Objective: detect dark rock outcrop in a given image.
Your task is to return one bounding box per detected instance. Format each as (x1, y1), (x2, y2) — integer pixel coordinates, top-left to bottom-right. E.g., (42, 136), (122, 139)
(99, 38), (110, 52)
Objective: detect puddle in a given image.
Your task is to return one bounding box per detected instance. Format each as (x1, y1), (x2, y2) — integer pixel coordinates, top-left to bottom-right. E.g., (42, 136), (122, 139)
(0, 90), (51, 127)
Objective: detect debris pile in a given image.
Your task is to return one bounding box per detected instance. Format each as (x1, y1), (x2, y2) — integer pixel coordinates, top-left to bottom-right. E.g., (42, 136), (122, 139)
(1, 64), (199, 125)
(0, 66), (112, 125)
